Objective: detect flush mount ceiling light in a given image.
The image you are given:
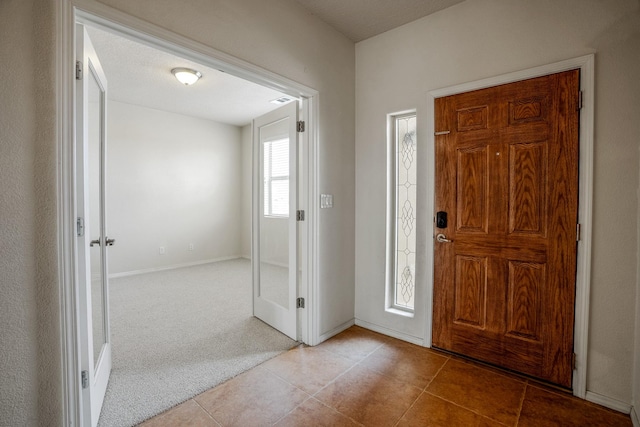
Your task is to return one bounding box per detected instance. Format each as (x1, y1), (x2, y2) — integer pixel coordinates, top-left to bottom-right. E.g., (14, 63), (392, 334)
(171, 67), (202, 86)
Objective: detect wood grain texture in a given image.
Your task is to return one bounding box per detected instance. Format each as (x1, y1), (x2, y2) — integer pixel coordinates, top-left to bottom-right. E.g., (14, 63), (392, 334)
(509, 142), (547, 235)
(433, 70), (580, 388)
(457, 148), (488, 232)
(453, 255), (487, 327)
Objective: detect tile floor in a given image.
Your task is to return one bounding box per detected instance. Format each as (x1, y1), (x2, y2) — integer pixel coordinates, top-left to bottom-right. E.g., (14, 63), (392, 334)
(139, 326), (632, 427)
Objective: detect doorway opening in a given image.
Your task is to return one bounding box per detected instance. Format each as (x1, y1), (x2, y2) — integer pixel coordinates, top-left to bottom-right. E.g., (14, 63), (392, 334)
(60, 5), (318, 426)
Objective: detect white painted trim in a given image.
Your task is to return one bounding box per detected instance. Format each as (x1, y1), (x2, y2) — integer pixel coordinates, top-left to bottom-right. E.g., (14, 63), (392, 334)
(72, 0), (313, 101)
(585, 391), (632, 415)
(385, 109), (418, 315)
(425, 55), (595, 399)
(305, 93), (321, 346)
(317, 318), (355, 344)
(631, 406), (639, 427)
(108, 256), (244, 279)
(57, 1), (82, 426)
(356, 319), (424, 346)
(59, 1), (320, 425)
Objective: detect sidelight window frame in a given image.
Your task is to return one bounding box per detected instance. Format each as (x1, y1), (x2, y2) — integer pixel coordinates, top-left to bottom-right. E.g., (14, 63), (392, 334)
(386, 111), (418, 314)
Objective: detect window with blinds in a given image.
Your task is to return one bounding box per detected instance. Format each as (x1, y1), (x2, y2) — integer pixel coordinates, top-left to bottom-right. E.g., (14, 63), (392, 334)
(263, 138), (289, 217)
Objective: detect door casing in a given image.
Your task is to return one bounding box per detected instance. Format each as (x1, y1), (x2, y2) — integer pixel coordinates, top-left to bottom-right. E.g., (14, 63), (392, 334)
(425, 54), (594, 398)
(56, 1), (319, 425)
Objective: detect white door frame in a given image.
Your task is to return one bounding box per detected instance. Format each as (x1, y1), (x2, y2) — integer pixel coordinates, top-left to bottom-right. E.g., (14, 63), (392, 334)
(55, 1), (319, 425)
(424, 55), (595, 399)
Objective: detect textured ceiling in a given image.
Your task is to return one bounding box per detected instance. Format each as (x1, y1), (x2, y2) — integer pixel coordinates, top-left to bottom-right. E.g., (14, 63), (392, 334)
(86, 26), (290, 127)
(293, 0), (465, 42)
(86, 1), (464, 125)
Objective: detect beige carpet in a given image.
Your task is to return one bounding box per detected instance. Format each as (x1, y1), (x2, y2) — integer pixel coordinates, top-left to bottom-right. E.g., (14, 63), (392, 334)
(97, 258), (297, 427)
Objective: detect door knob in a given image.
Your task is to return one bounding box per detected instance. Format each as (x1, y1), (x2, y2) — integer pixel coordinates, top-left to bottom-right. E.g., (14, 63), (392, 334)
(105, 237), (116, 246)
(90, 238), (101, 247)
(436, 233), (453, 243)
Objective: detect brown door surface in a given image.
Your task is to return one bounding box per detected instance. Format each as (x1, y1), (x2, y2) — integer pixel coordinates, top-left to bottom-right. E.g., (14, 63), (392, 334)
(432, 70), (580, 388)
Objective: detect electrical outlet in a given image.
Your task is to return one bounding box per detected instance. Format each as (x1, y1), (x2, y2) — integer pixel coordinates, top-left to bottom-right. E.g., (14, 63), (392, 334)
(188, 243), (194, 251)
(159, 246), (165, 255)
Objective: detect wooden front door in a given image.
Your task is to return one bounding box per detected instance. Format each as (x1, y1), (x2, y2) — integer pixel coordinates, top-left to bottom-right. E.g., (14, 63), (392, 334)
(432, 70), (580, 388)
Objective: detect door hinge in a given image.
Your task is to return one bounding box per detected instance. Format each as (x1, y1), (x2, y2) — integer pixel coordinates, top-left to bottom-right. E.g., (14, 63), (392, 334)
(75, 61), (83, 80)
(77, 217), (85, 237)
(572, 353), (577, 370)
(296, 210), (305, 221)
(296, 297), (305, 308)
(576, 223), (581, 242)
(296, 120), (305, 132)
(81, 370), (89, 389)
(577, 91), (583, 110)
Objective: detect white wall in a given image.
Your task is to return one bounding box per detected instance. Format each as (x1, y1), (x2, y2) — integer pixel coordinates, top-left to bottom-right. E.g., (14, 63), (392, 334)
(0, 1), (39, 425)
(0, 0), (355, 424)
(106, 101), (243, 275)
(355, 0), (640, 408)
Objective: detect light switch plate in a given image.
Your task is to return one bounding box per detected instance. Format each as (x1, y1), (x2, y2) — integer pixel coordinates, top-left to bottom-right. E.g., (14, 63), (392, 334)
(321, 194), (333, 208)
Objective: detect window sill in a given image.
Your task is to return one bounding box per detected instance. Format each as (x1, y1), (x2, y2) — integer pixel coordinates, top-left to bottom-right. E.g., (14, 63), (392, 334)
(385, 307), (415, 319)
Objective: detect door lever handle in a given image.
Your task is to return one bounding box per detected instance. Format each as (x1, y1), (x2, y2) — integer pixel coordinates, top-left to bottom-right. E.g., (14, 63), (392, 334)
(105, 237), (116, 246)
(90, 238), (101, 247)
(436, 233), (453, 243)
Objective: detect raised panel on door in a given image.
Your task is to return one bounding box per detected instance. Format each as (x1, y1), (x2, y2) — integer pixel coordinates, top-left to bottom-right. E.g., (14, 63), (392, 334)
(433, 70), (580, 388)
(453, 255), (487, 328)
(508, 142), (547, 236)
(456, 148), (488, 233)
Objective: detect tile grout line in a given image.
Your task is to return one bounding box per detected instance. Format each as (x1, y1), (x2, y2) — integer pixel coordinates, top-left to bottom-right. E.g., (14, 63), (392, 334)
(261, 335), (387, 423)
(192, 398), (222, 426)
(304, 334), (389, 418)
(393, 389), (426, 427)
(422, 390), (513, 427)
(425, 354), (452, 390)
(269, 395), (314, 426)
(514, 381), (529, 426)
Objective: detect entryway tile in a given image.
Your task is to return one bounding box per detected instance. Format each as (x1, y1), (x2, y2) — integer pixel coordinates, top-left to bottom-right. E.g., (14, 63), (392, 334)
(518, 384), (633, 427)
(360, 340), (449, 389)
(194, 366), (308, 427)
(397, 392), (502, 427)
(262, 345), (356, 394)
(274, 398), (362, 427)
(138, 399), (219, 427)
(317, 326), (389, 361)
(314, 364), (421, 426)
(426, 358), (526, 425)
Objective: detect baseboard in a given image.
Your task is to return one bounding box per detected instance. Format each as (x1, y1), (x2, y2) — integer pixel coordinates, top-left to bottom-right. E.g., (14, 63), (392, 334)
(585, 391), (632, 414)
(260, 259), (289, 268)
(316, 318), (355, 344)
(631, 406), (639, 427)
(355, 318), (424, 346)
(109, 255), (244, 279)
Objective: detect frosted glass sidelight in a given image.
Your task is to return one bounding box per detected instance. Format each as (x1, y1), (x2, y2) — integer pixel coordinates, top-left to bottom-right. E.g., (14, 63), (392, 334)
(393, 115), (417, 310)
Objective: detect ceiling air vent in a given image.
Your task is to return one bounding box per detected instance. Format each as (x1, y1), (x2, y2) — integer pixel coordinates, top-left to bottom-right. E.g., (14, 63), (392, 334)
(270, 96), (293, 105)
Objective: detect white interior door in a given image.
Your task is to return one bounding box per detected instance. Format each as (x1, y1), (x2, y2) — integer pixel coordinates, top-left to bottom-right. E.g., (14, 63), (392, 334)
(76, 23), (112, 427)
(253, 102), (298, 340)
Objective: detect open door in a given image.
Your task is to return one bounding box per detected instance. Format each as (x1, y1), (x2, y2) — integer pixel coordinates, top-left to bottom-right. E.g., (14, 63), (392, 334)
(76, 24), (113, 426)
(252, 102), (299, 340)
